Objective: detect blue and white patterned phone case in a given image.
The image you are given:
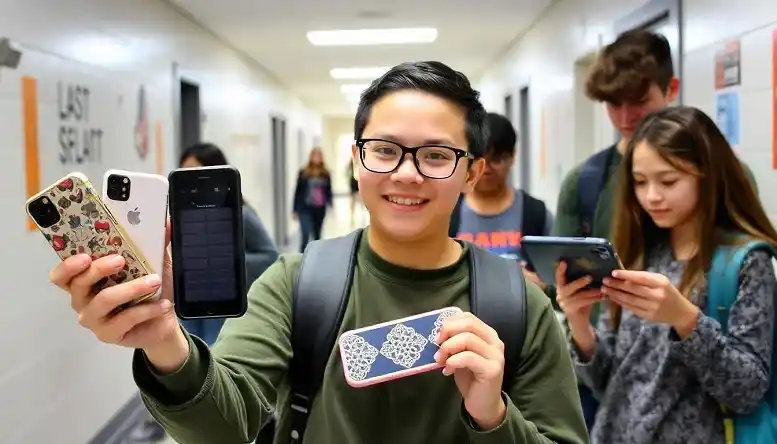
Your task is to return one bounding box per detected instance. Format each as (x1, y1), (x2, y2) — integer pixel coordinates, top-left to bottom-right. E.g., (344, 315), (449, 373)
(338, 307), (462, 388)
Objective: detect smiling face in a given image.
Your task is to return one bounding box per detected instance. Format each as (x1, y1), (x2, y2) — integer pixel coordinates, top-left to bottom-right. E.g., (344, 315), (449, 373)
(354, 89), (483, 241)
(631, 141), (699, 229)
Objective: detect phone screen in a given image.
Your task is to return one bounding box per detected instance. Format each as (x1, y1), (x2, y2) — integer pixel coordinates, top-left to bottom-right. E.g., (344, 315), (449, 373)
(169, 166), (246, 319)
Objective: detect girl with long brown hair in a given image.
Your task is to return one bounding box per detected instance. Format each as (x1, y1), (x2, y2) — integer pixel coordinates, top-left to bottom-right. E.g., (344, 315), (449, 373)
(293, 147), (333, 252)
(555, 106), (777, 443)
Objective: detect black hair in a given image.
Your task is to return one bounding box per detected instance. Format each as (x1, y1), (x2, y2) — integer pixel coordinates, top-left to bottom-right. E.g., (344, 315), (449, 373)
(179, 142), (247, 206)
(354, 61), (489, 158)
(485, 112), (517, 157)
(179, 142), (230, 167)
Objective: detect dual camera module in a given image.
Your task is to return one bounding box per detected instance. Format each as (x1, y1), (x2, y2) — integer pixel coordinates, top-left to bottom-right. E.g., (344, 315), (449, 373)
(28, 195), (61, 228)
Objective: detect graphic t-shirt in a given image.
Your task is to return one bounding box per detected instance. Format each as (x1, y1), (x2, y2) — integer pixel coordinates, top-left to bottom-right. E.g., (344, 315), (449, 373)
(306, 176), (328, 208)
(455, 193), (525, 262)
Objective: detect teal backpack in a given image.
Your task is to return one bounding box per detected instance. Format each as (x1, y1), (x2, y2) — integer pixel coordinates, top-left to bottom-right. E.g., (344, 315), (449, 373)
(706, 239), (777, 444)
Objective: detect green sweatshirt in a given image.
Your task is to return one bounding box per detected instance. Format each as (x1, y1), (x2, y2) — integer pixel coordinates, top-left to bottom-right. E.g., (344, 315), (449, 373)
(133, 235), (588, 444)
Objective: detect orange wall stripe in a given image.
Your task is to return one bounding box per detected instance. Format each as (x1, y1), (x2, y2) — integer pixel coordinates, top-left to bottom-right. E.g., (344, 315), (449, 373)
(22, 76), (40, 231)
(155, 120), (164, 175)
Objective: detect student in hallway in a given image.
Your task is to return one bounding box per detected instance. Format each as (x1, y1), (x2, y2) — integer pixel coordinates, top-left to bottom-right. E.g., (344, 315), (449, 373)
(451, 112), (553, 289)
(48, 61), (587, 444)
(557, 105), (777, 444)
(293, 147), (333, 252)
(550, 28), (758, 432)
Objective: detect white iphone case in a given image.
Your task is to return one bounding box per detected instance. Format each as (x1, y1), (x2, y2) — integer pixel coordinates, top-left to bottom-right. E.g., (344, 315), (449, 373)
(102, 169), (168, 298)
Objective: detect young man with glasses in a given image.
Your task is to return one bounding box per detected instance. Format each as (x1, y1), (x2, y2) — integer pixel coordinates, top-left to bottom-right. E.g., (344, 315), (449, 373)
(48, 61), (587, 444)
(451, 112), (553, 289)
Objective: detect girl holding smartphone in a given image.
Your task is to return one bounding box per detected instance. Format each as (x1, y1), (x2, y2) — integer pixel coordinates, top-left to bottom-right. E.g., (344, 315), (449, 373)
(556, 106), (777, 444)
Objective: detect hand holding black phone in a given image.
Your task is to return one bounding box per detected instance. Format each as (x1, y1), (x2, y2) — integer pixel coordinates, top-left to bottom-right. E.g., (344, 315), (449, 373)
(520, 236), (624, 289)
(168, 165), (247, 319)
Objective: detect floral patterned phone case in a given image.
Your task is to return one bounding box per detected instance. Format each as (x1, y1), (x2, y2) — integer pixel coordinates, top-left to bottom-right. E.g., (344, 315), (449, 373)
(26, 172), (155, 301)
(338, 306), (462, 388)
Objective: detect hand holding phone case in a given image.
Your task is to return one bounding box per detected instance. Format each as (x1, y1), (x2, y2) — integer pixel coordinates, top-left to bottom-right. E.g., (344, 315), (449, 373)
(27, 173), (154, 298)
(338, 307), (462, 388)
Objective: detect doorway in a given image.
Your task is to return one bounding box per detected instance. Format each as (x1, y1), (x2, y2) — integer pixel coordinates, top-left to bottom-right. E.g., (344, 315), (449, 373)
(573, 51), (616, 163)
(518, 86), (531, 192)
(271, 116), (288, 247)
(297, 128), (307, 170)
(179, 80), (201, 156)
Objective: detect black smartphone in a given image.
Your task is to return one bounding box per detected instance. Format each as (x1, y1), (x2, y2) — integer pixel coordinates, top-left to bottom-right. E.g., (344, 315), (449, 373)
(520, 236), (624, 288)
(168, 165), (247, 319)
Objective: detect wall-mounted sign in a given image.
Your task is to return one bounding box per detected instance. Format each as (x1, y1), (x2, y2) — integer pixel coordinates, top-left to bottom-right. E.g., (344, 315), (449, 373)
(57, 82), (104, 165)
(715, 40), (741, 90)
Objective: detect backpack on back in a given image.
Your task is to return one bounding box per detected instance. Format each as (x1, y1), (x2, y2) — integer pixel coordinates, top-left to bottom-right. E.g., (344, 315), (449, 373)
(577, 145), (616, 236)
(706, 239), (777, 444)
(283, 228), (528, 444)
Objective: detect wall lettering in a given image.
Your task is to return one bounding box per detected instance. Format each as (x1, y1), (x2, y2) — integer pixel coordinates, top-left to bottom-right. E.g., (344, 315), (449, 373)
(57, 82), (104, 165)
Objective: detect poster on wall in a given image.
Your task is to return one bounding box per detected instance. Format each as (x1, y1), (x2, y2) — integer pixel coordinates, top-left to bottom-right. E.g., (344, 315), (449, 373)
(715, 40), (741, 90)
(716, 90), (741, 147)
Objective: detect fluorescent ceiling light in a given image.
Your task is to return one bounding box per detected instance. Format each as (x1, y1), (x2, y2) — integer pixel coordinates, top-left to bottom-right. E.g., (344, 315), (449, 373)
(330, 66), (390, 80)
(340, 84), (369, 94)
(308, 28), (437, 46)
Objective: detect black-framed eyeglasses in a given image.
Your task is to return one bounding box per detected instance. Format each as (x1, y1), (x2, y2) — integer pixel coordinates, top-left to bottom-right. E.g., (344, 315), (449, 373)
(356, 138), (474, 179)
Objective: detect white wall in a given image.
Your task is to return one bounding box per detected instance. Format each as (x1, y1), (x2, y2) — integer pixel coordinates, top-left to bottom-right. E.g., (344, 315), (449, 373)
(322, 116), (355, 195)
(477, 0), (777, 221)
(0, 0), (320, 442)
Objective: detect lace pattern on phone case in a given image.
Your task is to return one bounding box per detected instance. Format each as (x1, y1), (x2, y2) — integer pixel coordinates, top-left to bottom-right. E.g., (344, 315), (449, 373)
(428, 308), (459, 345)
(341, 308), (461, 381)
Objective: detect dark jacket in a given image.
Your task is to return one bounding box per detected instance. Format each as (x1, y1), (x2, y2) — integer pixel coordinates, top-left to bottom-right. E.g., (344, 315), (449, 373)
(242, 206), (279, 286)
(292, 170), (333, 214)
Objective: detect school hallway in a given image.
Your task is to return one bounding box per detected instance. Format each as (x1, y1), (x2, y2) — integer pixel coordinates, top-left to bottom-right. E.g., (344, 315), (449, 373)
(5, 0), (777, 443)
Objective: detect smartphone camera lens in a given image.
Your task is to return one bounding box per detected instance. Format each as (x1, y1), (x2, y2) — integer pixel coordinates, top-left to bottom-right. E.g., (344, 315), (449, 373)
(592, 246), (611, 260)
(107, 174), (131, 202)
(28, 195), (61, 228)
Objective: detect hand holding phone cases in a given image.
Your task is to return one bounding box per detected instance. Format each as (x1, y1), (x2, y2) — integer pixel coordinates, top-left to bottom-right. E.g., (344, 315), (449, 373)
(26, 172), (154, 299)
(338, 307), (462, 388)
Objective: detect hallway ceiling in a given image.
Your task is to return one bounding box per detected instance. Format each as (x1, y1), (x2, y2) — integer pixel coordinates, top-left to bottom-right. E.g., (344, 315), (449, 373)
(167, 0), (556, 116)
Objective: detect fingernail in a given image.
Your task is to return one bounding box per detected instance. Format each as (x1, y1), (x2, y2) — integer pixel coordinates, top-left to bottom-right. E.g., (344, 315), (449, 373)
(160, 299), (172, 311)
(612, 270), (619, 277)
(433, 352), (440, 361)
(442, 367), (452, 376)
(603, 278), (610, 285)
(77, 254), (92, 267)
(144, 274), (162, 287)
(109, 255), (124, 267)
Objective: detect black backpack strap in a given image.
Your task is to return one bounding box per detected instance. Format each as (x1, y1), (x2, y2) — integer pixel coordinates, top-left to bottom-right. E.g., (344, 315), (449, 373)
(519, 190), (547, 236)
(449, 194), (465, 238)
(287, 228), (363, 444)
(467, 245), (527, 390)
(577, 145), (616, 236)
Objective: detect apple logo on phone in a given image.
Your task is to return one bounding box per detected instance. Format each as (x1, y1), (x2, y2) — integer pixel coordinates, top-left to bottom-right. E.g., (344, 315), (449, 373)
(127, 207), (141, 226)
